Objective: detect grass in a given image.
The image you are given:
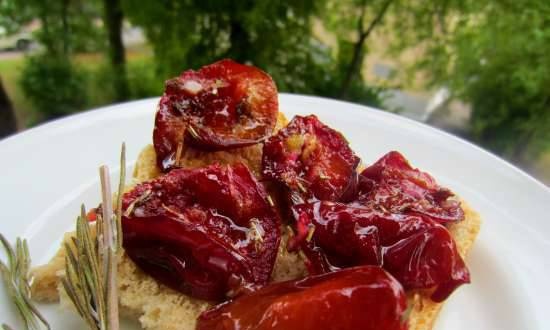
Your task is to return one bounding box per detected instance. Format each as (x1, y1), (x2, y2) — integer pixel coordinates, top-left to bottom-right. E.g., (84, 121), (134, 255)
(533, 149), (550, 185)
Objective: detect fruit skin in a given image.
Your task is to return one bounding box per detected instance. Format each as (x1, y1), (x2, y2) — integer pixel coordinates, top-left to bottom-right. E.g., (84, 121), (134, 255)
(262, 114), (360, 204)
(290, 202), (470, 302)
(154, 59), (279, 171)
(121, 163), (281, 301)
(197, 265), (408, 330)
(356, 151), (464, 224)
(287, 151), (469, 302)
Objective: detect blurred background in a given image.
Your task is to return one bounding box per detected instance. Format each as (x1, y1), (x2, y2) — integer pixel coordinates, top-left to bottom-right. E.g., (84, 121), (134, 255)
(0, 0), (548, 185)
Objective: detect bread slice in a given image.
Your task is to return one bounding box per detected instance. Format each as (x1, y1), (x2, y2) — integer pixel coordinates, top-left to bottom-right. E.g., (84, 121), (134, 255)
(31, 112), (480, 329)
(407, 203), (481, 330)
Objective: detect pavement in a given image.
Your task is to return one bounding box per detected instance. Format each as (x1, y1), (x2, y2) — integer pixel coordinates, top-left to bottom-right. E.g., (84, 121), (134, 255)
(0, 50), (24, 60)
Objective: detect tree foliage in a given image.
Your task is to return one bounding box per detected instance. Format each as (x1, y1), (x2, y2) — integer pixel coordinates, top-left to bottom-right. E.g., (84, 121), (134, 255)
(393, 0), (550, 162)
(0, 0), (34, 34)
(322, 0), (395, 98)
(121, 1), (327, 87)
(19, 55), (88, 119)
(5, 0), (104, 55)
(3, 0), (104, 120)
(121, 0), (383, 106)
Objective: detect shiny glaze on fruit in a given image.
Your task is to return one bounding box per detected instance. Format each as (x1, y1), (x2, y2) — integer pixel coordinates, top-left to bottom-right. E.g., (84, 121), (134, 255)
(262, 115), (359, 203)
(197, 266), (407, 330)
(154, 59), (278, 171)
(121, 163), (281, 301)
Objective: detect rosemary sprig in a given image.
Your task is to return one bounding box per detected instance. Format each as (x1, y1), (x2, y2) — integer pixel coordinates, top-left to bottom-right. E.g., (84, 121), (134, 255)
(266, 195), (275, 208)
(0, 233), (50, 330)
(305, 225), (316, 242)
(123, 189), (151, 218)
(61, 143), (126, 330)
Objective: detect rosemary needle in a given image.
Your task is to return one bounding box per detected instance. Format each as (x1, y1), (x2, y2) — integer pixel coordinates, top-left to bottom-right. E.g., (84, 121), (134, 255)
(0, 233), (50, 330)
(62, 143), (126, 330)
(1, 145), (126, 330)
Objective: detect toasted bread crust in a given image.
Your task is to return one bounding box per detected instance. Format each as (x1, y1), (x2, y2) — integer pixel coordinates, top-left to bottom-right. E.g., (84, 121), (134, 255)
(407, 202), (481, 330)
(31, 112), (480, 329)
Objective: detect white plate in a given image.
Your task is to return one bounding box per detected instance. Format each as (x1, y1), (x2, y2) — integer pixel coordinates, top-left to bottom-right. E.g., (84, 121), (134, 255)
(1, 94), (549, 329)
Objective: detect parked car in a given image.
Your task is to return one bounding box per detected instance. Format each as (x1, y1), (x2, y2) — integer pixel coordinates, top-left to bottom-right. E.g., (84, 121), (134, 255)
(0, 23), (38, 51)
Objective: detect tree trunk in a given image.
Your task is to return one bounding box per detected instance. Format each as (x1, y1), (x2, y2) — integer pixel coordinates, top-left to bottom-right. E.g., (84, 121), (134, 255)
(339, 0), (394, 98)
(104, 0), (129, 101)
(38, 4), (55, 55)
(227, 20), (251, 64)
(0, 77), (17, 138)
(61, 0), (70, 55)
(339, 33), (369, 99)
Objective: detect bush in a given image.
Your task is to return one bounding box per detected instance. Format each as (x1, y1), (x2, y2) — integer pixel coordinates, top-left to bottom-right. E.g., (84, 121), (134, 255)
(19, 55), (88, 120)
(92, 57), (164, 105)
(126, 58), (165, 99)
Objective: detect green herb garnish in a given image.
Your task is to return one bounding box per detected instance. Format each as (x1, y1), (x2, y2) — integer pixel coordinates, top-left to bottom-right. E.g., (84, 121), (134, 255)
(61, 143), (126, 330)
(0, 234), (50, 330)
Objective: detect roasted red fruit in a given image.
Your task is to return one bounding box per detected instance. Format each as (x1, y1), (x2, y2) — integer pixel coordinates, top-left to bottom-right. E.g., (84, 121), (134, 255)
(357, 151), (464, 224)
(121, 163), (281, 301)
(154, 59), (279, 170)
(291, 202), (469, 302)
(384, 225), (470, 302)
(262, 115), (360, 203)
(197, 266), (408, 330)
(86, 208), (97, 222)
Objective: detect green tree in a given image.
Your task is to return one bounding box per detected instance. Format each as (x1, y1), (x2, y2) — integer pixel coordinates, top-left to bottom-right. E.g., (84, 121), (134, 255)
(122, 0), (383, 106)
(393, 0), (550, 164)
(323, 0), (394, 98)
(122, 1), (323, 82)
(103, 0), (129, 101)
(0, 0), (34, 34)
(19, 55), (88, 119)
(9, 0), (104, 56)
(4, 0), (103, 121)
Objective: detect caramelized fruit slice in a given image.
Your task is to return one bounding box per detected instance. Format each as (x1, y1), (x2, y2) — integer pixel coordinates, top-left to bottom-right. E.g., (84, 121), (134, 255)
(121, 163), (281, 301)
(154, 59), (279, 170)
(291, 202), (469, 302)
(357, 151), (464, 223)
(197, 266), (407, 330)
(262, 115), (360, 203)
(384, 225), (470, 302)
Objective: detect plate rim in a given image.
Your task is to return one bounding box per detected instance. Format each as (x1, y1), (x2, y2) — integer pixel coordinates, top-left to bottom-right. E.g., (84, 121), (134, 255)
(1, 93), (548, 195)
(1, 93), (548, 329)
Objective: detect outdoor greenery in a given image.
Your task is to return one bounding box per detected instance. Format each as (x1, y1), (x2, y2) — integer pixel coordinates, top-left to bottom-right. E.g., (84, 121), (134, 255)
(392, 0), (550, 165)
(121, 0), (382, 104)
(0, 0), (549, 180)
(19, 55), (88, 119)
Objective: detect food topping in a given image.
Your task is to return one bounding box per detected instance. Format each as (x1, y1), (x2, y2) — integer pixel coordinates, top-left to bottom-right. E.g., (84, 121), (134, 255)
(197, 266), (407, 330)
(262, 115), (360, 203)
(121, 163), (281, 301)
(287, 152), (469, 302)
(21, 58), (476, 330)
(289, 201), (469, 302)
(356, 151), (464, 224)
(154, 59), (279, 171)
